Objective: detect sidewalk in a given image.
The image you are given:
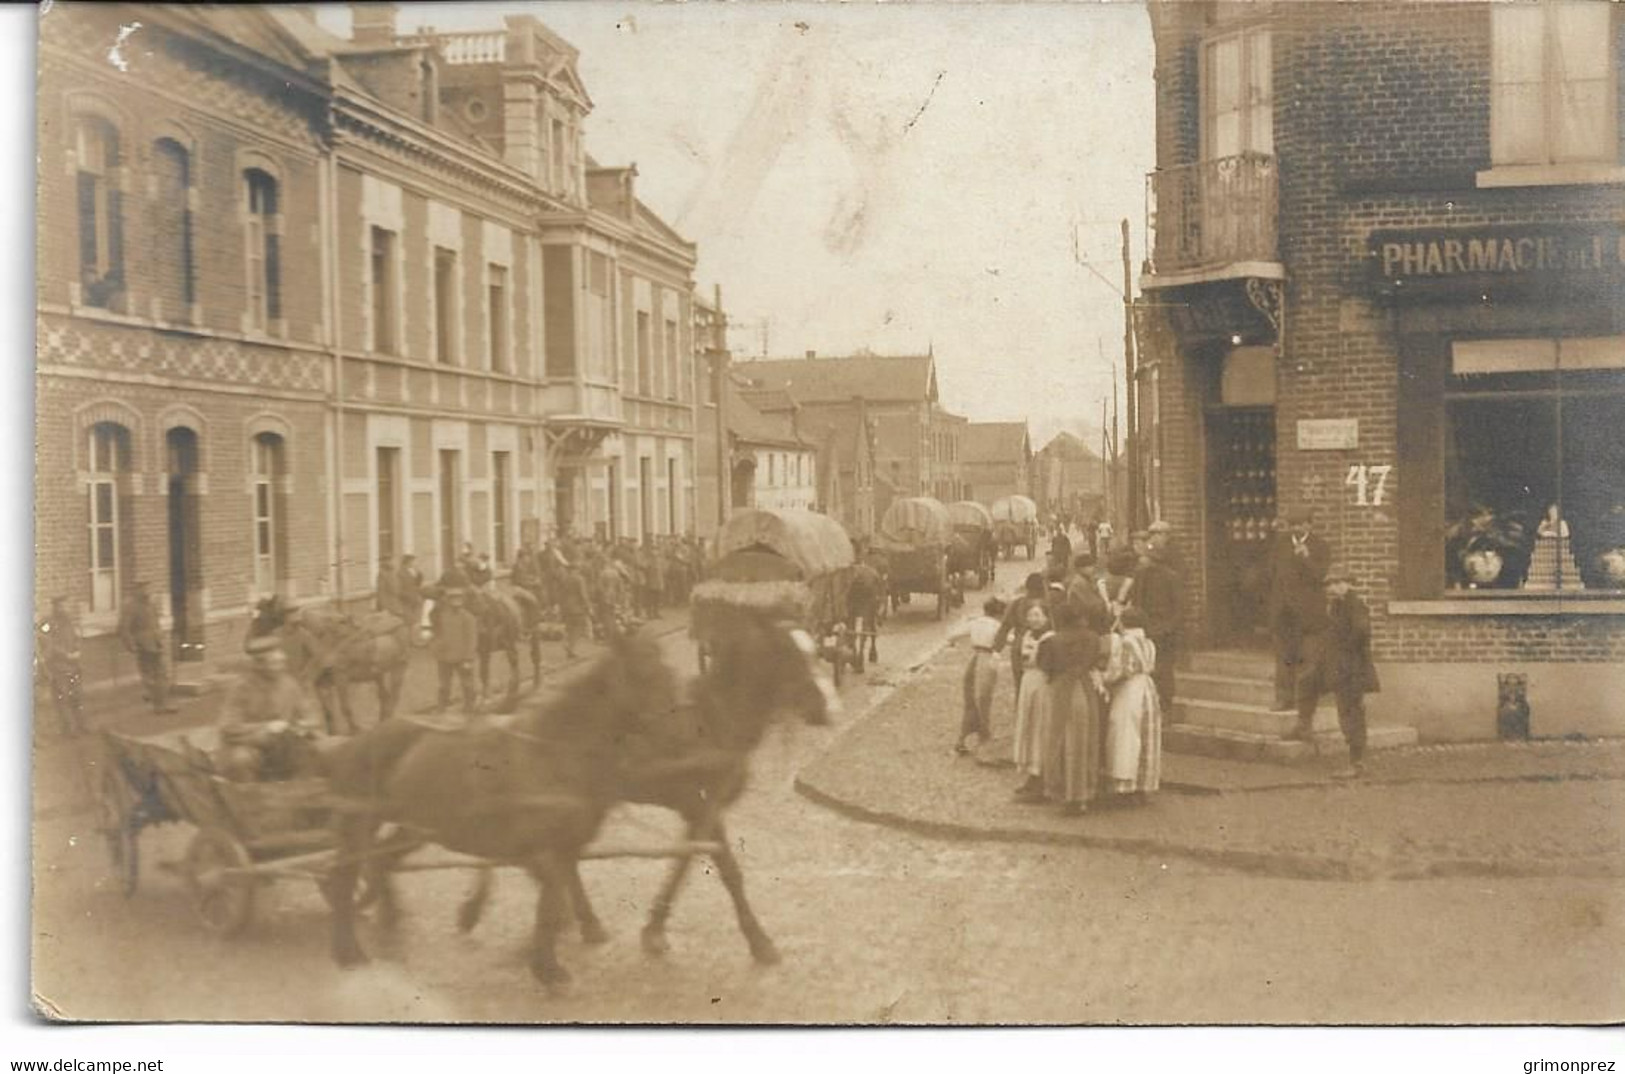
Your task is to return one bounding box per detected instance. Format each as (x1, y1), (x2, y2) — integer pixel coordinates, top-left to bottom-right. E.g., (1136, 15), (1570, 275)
(794, 638), (1625, 880)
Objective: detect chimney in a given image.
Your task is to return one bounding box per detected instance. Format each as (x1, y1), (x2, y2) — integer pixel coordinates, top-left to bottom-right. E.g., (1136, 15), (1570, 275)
(350, 2), (398, 45)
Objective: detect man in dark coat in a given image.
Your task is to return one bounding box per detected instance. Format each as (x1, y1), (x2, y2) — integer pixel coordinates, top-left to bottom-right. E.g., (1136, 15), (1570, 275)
(1136, 544), (1185, 712)
(117, 582), (175, 713)
(375, 557), (402, 616)
(38, 596), (85, 736)
(557, 563), (592, 658)
(396, 554), (425, 644)
(430, 587), (479, 713)
(1267, 505), (1331, 713)
(1293, 566), (1380, 777)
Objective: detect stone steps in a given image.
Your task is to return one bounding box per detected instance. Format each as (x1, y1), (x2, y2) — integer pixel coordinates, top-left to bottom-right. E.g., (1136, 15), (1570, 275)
(1164, 722), (1419, 764)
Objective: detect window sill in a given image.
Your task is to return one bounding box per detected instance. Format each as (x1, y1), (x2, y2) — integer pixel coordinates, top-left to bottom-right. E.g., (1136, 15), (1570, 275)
(1388, 597), (1625, 616)
(1475, 163), (1625, 189)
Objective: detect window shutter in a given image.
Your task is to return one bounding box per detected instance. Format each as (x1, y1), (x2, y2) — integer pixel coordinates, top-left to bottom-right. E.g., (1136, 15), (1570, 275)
(77, 172), (98, 277)
(106, 189), (124, 282)
(266, 232), (281, 321)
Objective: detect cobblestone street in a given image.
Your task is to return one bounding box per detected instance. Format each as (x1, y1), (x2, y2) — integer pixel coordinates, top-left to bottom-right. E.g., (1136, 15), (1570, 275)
(30, 563), (1625, 1024)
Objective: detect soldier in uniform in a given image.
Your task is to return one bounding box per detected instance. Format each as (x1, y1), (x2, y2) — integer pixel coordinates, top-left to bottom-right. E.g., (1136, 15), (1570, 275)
(117, 582), (176, 714)
(217, 636), (321, 781)
(37, 596), (85, 736)
(375, 556), (402, 616)
(396, 554), (425, 644)
(431, 587), (480, 714)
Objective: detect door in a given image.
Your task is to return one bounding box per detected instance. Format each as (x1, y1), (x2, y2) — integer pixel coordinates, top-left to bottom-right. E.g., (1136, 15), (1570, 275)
(165, 428), (203, 661)
(1204, 407), (1276, 646)
(639, 457), (654, 539)
(438, 449), (460, 577)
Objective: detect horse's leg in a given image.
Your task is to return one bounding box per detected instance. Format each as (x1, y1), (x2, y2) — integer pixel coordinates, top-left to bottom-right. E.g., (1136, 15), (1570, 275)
(501, 645), (520, 711)
(527, 632), (543, 692)
(566, 861), (609, 945)
(456, 866), (494, 934)
(358, 828), (422, 932)
(336, 676), (359, 735)
(476, 649), (492, 706)
(706, 816), (780, 965)
(526, 853), (572, 990)
(319, 816), (373, 968)
(640, 839), (697, 958)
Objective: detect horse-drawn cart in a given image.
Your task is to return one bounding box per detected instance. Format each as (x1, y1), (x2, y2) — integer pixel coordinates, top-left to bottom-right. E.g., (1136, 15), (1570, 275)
(991, 494), (1040, 561)
(96, 727), (334, 936)
(876, 497), (956, 620)
(947, 500), (998, 590)
(695, 508), (864, 684)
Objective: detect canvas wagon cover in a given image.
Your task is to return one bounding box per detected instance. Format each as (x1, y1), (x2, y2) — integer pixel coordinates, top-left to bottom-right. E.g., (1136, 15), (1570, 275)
(948, 500), (994, 531)
(715, 508), (855, 579)
(990, 494), (1038, 524)
(877, 497), (952, 549)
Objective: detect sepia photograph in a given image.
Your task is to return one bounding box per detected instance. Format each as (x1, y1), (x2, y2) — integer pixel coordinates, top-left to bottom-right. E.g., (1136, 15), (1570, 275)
(24, 0), (1625, 1030)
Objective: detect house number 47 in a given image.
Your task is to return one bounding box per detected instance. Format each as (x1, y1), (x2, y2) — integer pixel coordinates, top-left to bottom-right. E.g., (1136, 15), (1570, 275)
(1346, 464), (1393, 506)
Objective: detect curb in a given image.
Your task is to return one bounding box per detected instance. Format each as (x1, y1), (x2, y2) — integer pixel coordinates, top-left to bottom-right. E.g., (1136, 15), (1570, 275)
(790, 637), (1625, 883)
(790, 773), (1625, 882)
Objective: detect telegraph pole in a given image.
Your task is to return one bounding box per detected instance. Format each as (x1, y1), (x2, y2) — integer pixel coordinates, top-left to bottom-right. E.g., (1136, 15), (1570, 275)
(713, 283), (730, 529)
(1121, 218), (1140, 531)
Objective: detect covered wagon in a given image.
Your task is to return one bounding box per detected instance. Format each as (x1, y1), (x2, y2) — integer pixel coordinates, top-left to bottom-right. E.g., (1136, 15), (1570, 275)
(990, 494), (1040, 561)
(694, 508), (865, 683)
(875, 497), (958, 620)
(947, 500), (998, 590)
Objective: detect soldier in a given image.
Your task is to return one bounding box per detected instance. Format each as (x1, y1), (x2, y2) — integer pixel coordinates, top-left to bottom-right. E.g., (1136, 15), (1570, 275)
(558, 561), (593, 659)
(375, 556), (402, 616)
(117, 582), (176, 714)
(431, 587), (480, 714)
(37, 596), (85, 736)
(1269, 506), (1332, 717)
(217, 636), (321, 781)
(1295, 566), (1380, 777)
(396, 554), (425, 643)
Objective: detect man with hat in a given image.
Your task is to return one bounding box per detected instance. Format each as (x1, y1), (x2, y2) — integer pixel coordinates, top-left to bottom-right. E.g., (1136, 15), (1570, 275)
(431, 586), (480, 713)
(37, 595), (85, 736)
(218, 636), (321, 781)
(117, 581), (176, 714)
(1267, 505), (1331, 714)
(1293, 565), (1380, 777)
(396, 554), (425, 645)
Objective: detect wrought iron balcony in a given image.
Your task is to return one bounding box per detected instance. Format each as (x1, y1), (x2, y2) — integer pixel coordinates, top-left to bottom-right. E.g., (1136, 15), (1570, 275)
(1145, 153), (1279, 280)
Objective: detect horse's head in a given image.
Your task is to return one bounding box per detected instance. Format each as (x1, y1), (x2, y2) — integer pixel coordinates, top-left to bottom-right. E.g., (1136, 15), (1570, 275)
(702, 605), (839, 730)
(249, 595), (288, 638)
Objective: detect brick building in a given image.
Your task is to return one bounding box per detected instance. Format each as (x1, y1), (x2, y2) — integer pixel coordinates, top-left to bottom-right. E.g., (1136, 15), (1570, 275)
(37, 6), (334, 679)
(1033, 431), (1106, 522)
(735, 351), (955, 533)
(36, 3), (702, 688)
(960, 421), (1032, 505)
(1140, 1), (1625, 739)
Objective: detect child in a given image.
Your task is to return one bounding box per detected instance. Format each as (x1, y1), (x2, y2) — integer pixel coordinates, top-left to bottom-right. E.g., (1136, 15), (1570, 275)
(1011, 603), (1054, 801)
(1102, 606), (1162, 800)
(952, 597), (1007, 755)
(1294, 566), (1380, 778)
(1097, 548), (1139, 630)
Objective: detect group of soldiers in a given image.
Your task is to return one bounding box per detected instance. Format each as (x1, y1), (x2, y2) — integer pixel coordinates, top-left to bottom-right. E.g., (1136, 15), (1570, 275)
(36, 581), (178, 739)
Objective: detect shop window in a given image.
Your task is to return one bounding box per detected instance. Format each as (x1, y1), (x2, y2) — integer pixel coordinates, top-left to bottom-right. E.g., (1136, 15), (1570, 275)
(1443, 339), (1625, 592)
(1491, 4), (1617, 166)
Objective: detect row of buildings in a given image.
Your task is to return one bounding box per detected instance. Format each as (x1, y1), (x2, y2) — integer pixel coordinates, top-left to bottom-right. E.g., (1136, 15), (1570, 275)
(1135, 0), (1625, 739)
(36, 2), (1034, 685)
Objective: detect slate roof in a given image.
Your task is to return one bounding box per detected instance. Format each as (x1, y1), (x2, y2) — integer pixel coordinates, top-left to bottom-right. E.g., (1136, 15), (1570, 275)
(734, 354), (937, 406)
(1037, 431), (1101, 462)
(726, 382), (806, 448)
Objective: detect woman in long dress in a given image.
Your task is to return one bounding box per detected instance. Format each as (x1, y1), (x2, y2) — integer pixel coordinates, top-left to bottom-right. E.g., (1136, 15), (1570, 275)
(1040, 601), (1106, 815)
(1011, 603), (1053, 801)
(1102, 606), (1163, 799)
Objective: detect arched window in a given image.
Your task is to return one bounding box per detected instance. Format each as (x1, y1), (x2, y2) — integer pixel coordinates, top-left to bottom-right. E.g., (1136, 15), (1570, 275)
(76, 117), (124, 309)
(250, 432), (287, 594)
(243, 169), (281, 332)
(152, 138), (195, 320)
(86, 422), (132, 612)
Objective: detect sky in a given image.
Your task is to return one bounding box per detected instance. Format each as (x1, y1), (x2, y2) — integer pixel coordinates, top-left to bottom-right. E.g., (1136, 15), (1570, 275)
(317, 2), (1156, 448)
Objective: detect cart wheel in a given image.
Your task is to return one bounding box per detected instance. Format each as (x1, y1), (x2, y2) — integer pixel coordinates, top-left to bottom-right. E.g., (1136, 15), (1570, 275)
(96, 770), (139, 897)
(184, 828), (257, 937)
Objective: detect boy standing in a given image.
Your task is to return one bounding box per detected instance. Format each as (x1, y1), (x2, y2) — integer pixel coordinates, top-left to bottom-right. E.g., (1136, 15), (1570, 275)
(1294, 566), (1380, 777)
(953, 597), (1007, 755)
(431, 587), (480, 714)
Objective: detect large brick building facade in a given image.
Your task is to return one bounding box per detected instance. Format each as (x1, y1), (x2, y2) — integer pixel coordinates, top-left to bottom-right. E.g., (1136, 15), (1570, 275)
(36, 4), (702, 686)
(1140, 1), (1625, 739)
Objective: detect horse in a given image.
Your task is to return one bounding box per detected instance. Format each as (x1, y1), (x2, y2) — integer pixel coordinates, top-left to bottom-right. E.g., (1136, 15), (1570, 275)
(250, 598), (409, 735)
(315, 631), (682, 989)
(454, 601), (840, 967)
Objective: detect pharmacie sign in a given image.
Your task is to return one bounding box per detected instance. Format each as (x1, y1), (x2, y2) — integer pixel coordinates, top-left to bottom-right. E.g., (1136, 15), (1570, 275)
(1369, 225), (1625, 300)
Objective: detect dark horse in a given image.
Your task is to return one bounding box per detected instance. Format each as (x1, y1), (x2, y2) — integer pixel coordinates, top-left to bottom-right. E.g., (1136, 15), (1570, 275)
(250, 598), (410, 734)
(317, 610), (835, 988)
(456, 602), (840, 966)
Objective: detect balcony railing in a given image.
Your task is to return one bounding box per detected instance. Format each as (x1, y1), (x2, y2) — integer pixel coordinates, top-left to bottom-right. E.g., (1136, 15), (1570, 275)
(428, 31), (506, 65)
(1145, 152), (1278, 277)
